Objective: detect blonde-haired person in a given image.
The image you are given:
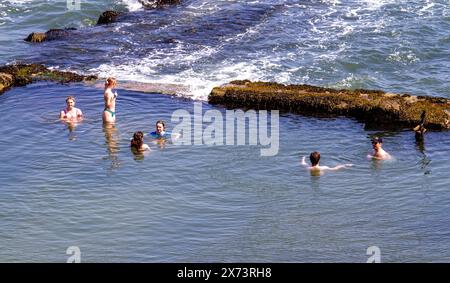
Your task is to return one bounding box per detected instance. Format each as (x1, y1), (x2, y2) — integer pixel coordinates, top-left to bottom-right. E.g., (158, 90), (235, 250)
(103, 77), (118, 123)
(60, 96), (83, 121)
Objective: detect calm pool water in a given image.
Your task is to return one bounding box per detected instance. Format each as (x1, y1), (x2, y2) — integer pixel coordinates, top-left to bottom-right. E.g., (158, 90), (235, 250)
(0, 82), (449, 262)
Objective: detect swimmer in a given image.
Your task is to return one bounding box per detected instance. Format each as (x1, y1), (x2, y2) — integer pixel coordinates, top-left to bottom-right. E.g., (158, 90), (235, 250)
(130, 131), (150, 152)
(102, 77), (118, 123)
(150, 120), (167, 138)
(368, 137), (391, 160)
(60, 96), (83, 121)
(301, 151), (353, 172)
(149, 120), (180, 140)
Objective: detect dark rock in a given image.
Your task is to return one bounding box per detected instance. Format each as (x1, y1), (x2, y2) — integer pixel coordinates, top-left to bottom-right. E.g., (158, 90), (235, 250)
(25, 28), (77, 43)
(24, 32), (47, 43)
(139, 0), (181, 9)
(0, 73), (14, 93)
(97, 11), (121, 25)
(0, 63), (98, 94)
(45, 28), (76, 40)
(209, 80), (450, 130)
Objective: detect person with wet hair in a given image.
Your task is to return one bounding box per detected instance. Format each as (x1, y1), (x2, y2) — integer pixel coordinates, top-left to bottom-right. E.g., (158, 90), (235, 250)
(103, 77), (118, 123)
(60, 96), (83, 121)
(368, 137), (391, 160)
(301, 151), (353, 172)
(149, 120), (167, 138)
(130, 131), (150, 152)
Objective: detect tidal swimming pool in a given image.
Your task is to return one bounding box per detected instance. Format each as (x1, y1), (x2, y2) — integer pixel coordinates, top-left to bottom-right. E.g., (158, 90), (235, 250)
(0, 82), (449, 262)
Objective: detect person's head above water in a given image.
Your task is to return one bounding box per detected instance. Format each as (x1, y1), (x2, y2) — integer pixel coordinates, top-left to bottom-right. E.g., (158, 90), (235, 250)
(309, 151), (321, 166)
(130, 131), (144, 149)
(371, 137), (383, 150)
(155, 120), (166, 134)
(66, 96), (76, 109)
(105, 77), (117, 88)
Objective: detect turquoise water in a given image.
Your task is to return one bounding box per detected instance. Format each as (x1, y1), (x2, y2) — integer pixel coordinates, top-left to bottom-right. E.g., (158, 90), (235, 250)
(0, 83), (449, 262)
(1, 0), (450, 262)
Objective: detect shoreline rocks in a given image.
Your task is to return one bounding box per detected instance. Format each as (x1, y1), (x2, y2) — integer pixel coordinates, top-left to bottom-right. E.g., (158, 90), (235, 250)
(209, 80), (450, 130)
(0, 64), (97, 94)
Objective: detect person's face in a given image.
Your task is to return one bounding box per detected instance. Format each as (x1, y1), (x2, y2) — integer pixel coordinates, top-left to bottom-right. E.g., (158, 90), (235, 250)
(156, 123), (165, 134)
(372, 141), (381, 150)
(66, 99), (75, 109)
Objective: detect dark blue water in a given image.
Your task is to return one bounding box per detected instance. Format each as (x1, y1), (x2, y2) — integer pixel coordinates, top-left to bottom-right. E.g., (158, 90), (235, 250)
(1, 0), (450, 262)
(2, 0), (450, 99)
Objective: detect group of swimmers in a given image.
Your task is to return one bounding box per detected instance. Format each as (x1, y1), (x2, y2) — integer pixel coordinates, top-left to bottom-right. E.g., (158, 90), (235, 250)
(59, 77), (171, 154)
(302, 137), (392, 173)
(60, 77), (395, 166)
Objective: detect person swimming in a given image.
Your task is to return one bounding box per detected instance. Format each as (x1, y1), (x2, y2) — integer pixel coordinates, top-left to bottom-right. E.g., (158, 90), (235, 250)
(368, 137), (392, 160)
(149, 120), (168, 139)
(103, 77), (118, 123)
(301, 151), (353, 173)
(130, 131), (150, 152)
(60, 96), (83, 121)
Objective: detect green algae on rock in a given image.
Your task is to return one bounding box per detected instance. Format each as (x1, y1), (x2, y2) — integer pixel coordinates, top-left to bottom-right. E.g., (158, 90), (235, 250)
(209, 80), (450, 130)
(0, 64), (97, 94)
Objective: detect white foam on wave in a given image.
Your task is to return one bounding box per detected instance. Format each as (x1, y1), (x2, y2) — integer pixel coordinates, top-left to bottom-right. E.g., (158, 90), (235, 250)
(120, 0), (143, 12)
(90, 56), (271, 101)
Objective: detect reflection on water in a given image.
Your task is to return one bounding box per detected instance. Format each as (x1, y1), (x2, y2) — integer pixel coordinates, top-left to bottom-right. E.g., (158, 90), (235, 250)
(103, 123), (121, 171)
(65, 121), (79, 141)
(415, 134), (432, 175)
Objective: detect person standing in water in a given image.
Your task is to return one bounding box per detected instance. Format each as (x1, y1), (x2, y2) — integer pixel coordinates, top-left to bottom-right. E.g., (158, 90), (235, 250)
(301, 151), (353, 173)
(103, 77), (118, 123)
(368, 137), (391, 160)
(60, 96), (83, 121)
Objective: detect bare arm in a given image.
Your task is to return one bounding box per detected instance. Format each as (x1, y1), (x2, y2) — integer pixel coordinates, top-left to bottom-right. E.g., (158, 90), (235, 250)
(301, 156), (308, 167)
(329, 164), (353, 171)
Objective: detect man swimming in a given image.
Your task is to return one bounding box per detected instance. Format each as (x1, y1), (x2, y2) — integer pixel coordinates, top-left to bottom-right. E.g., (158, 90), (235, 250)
(60, 96), (83, 121)
(301, 151), (353, 173)
(368, 137), (391, 160)
(103, 77), (118, 123)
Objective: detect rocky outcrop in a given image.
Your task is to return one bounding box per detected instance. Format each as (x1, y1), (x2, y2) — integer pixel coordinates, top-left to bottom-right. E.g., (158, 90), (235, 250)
(0, 64), (97, 94)
(139, 0), (181, 9)
(96, 10), (122, 25)
(24, 28), (77, 43)
(0, 73), (14, 93)
(209, 80), (450, 130)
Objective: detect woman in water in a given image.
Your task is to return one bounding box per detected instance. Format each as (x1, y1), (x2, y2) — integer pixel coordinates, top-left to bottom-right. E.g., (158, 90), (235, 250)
(149, 120), (168, 138)
(130, 131), (150, 152)
(103, 77), (118, 123)
(60, 96), (83, 121)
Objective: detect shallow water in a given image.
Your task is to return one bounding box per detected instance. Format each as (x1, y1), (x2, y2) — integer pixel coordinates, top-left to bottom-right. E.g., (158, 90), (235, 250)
(0, 83), (449, 262)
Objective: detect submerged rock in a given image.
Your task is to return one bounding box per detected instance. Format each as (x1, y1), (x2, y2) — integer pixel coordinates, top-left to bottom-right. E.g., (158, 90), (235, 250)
(97, 11), (121, 25)
(0, 64), (97, 95)
(209, 80), (450, 130)
(24, 28), (77, 43)
(138, 0), (181, 9)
